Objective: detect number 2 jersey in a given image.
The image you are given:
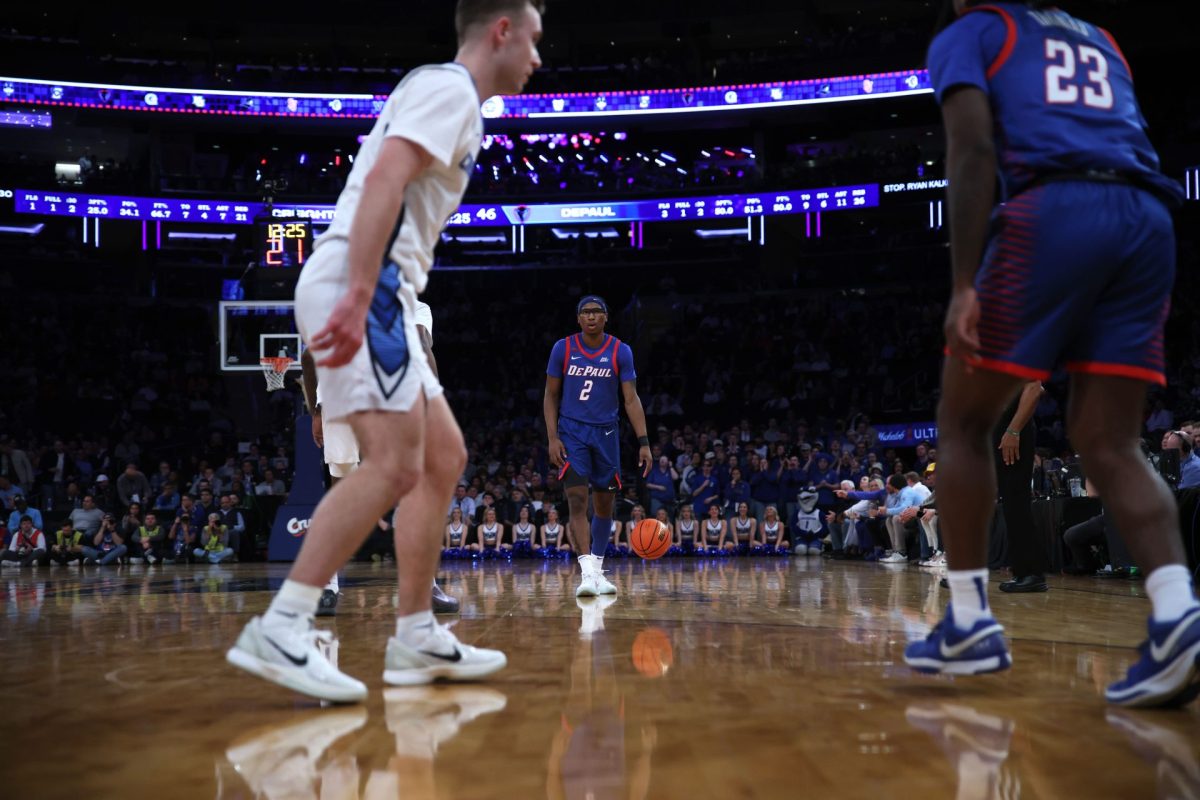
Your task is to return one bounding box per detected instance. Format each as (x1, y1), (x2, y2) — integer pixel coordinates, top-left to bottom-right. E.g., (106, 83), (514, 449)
(546, 334), (636, 426)
(927, 3), (1182, 203)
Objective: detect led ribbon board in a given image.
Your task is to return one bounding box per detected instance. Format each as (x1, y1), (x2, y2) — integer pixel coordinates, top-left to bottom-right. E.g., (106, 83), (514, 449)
(0, 70), (930, 120)
(10, 185), (879, 226)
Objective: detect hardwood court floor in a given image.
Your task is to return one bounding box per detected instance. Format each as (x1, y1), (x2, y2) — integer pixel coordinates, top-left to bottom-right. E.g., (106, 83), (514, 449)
(2, 556), (1197, 799)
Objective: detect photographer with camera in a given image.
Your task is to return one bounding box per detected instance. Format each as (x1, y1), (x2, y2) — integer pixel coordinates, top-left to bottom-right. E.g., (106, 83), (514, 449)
(1160, 431), (1200, 489)
(131, 512), (167, 564)
(1, 515), (48, 567)
(50, 520), (85, 566)
(81, 514), (126, 566)
(166, 515), (196, 564)
(194, 513), (234, 564)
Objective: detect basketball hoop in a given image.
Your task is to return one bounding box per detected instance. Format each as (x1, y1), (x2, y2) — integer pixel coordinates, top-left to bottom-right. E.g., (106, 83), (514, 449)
(260, 356), (294, 392)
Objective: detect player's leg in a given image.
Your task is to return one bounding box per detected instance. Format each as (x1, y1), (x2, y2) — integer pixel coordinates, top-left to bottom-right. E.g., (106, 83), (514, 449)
(565, 484), (590, 552)
(384, 392), (505, 685)
(1067, 375), (1183, 574)
(226, 407), (424, 702)
(1071, 374), (1200, 707)
(1058, 184), (1199, 706)
(904, 359), (1024, 675)
(316, 447), (356, 616)
(582, 489), (618, 595)
(578, 425), (620, 596)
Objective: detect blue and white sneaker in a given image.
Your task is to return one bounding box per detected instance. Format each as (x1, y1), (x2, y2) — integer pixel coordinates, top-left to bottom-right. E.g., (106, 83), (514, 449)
(904, 605), (1012, 676)
(1106, 607), (1200, 708)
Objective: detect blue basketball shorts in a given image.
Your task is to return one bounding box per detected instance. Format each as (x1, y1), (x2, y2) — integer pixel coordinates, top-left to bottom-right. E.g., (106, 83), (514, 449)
(557, 416), (622, 491)
(973, 181), (1175, 385)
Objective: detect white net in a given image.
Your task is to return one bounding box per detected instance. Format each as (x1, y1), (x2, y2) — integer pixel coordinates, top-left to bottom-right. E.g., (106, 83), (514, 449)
(260, 357), (293, 392)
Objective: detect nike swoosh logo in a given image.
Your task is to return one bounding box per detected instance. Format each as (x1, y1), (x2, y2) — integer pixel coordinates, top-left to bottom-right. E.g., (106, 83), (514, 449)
(419, 647), (463, 663)
(605, 430), (615, 436)
(1150, 608), (1200, 661)
(265, 634), (308, 667)
(937, 623), (1004, 659)
(571, 356), (581, 360)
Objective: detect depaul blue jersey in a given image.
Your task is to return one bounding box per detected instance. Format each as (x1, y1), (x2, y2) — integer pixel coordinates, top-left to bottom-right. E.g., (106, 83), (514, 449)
(928, 3), (1182, 203)
(547, 334), (636, 426)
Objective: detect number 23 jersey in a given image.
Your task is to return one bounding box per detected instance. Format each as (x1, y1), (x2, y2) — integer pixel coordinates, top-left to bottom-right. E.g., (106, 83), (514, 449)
(927, 3), (1181, 204)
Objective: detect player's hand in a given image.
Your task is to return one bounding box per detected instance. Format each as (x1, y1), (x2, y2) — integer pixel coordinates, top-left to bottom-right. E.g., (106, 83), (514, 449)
(835, 489), (848, 499)
(310, 289), (370, 368)
(944, 287), (982, 369)
(548, 436), (567, 469)
(311, 413), (324, 449)
(999, 431), (1019, 465)
(639, 446), (652, 477)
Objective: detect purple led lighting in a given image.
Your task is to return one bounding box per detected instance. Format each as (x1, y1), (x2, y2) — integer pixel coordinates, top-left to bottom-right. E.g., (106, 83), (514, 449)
(0, 69), (930, 121)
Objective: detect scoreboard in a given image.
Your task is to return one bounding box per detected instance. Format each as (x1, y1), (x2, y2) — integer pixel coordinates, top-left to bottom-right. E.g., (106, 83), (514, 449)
(256, 220), (311, 268)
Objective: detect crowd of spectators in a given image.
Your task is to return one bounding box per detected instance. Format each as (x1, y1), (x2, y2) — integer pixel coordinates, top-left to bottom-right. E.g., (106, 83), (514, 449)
(0, 297), (297, 565)
(3, 225), (1197, 574)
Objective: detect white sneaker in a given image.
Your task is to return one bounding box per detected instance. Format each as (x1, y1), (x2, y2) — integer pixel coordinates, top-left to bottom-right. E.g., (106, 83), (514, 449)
(226, 616), (368, 703)
(383, 686), (507, 757)
(224, 707), (367, 797)
(383, 620), (507, 686)
(880, 552), (908, 564)
(807, 545), (823, 556)
(576, 554), (617, 597)
(147, 553), (158, 564)
(576, 571), (600, 597)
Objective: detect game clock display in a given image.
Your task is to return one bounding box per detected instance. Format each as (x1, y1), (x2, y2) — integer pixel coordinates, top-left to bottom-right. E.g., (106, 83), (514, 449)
(257, 221), (312, 267)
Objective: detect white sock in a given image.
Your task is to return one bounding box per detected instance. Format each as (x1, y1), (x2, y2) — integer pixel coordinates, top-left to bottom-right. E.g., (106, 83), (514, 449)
(594, 554), (604, 570)
(578, 554), (591, 574)
(1145, 564), (1200, 624)
(325, 573), (339, 593)
(264, 580), (322, 627)
(947, 569), (992, 631)
(395, 610), (435, 641)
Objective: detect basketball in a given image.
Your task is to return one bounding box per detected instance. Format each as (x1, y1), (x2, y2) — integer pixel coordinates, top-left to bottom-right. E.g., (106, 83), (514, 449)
(632, 627), (674, 677)
(631, 518), (671, 559)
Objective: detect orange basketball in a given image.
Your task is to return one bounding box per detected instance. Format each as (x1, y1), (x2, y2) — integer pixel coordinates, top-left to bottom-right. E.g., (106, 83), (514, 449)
(631, 518), (670, 559)
(632, 627), (674, 677)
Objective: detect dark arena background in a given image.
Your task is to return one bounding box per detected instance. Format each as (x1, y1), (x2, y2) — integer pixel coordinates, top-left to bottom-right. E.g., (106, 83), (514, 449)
(1, 1), (1198, 797)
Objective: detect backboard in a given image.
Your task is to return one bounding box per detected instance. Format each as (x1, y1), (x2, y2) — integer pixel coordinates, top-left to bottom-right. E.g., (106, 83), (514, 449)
(219, 301), (304, 372)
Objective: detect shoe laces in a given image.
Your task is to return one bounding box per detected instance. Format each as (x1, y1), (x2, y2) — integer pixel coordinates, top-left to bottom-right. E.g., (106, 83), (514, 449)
(415, 619), (461, 651)
(300, 623), (335, 650)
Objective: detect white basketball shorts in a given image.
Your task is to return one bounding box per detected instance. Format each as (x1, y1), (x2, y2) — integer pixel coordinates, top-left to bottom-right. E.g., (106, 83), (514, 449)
(295, 238), (442, 424)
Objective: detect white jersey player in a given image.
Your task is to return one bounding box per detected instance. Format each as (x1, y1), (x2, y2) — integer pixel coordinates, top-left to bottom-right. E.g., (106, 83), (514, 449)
(300, 301), (459, 616)
(227, 0), (544, 703)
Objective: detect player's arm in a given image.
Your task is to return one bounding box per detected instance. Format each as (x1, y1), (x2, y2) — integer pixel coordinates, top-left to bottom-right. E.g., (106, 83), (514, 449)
(300, 349), (324, 448)
(310, 137), (432, 367)
(417, 324), (438, 379)
(544, 374), (566, 468)
(941, 85), (996, 362)
(621, 378), (652, 477)
(1000, 381), (1043, 465)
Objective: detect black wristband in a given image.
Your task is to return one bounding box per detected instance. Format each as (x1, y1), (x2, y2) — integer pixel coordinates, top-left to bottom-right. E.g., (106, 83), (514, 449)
(638, 436), (650, 447)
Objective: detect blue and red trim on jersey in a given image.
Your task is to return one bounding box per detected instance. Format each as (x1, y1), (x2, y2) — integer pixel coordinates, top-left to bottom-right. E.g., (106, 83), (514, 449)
(966, 4), (1019, 79)
(1099, 27), (1131, 77)
(572, 333), (612, 359)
